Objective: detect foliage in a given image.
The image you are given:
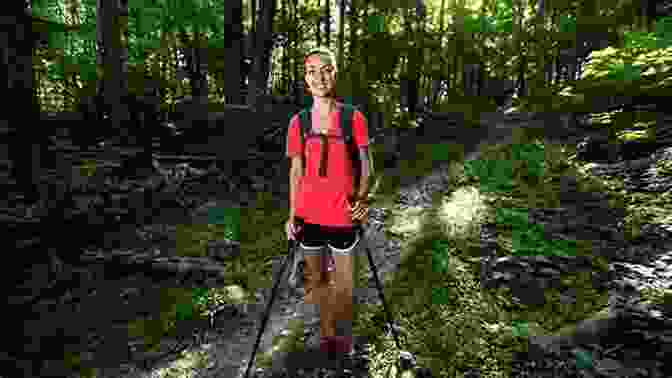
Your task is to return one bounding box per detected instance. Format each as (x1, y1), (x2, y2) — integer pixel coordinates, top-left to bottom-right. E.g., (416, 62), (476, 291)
(306, 130), (609, 376)
(623, 16), (672, 50)
(464, 139), (545, 193)
(640, 287), (672, 308)
(236, 191), (296, 292)
(33, 0), (671, 119)
(173, 223), (234, 257)
(657, 157), (672, 176)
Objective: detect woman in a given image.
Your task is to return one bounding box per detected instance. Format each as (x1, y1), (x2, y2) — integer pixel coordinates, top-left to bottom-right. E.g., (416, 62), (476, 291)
(285, 47), (371, 357)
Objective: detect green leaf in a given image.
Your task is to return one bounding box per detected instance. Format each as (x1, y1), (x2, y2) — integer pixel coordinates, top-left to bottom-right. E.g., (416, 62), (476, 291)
(432, 253), (449, 274)
(431, 287), (449, 304)
(574, 350), (594, 370)
(174, 302), (195, 321)
(367, 14), (385, 34)
(495, 18), (514, 34)
(511, 321), (529, 338)
(559, 14), (576, 34)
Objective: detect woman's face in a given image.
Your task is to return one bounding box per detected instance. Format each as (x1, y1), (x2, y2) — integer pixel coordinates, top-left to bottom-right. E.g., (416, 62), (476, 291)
(304, 53), (337, 98)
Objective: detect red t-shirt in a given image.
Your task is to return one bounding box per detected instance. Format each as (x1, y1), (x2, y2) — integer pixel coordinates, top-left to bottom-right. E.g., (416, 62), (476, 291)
(286, 103), (369, 227)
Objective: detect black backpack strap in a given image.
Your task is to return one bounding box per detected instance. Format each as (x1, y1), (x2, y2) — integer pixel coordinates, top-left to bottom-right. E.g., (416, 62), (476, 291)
(298, 108), (312, 173)
(340, 103), (355, 146)
(340, 104), (361, 193)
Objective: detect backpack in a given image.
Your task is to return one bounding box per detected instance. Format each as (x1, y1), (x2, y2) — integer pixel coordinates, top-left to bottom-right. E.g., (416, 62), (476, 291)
(297, 103), (368, 194)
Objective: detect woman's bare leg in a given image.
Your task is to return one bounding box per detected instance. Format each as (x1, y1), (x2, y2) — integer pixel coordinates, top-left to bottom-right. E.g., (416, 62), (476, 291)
(303, 253), (336, 338)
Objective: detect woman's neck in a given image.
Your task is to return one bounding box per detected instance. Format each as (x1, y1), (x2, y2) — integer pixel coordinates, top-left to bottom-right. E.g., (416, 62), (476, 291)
(313, 97), (338, 115)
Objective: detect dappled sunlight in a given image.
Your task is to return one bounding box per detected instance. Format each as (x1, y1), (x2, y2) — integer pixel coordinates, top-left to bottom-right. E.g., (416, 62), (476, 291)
(221, 284), (247, 303)
(438, 186), (489, 239)
(142, 347), (213, 378)
(387, 205), (425, 238)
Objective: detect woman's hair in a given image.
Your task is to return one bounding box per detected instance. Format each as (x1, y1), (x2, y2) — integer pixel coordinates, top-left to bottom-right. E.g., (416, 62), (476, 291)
(303, 47), (338, 98)
(303, 47), (337, 71)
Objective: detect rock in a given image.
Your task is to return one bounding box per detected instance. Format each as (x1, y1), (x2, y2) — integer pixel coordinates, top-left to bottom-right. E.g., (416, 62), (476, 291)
(576, 134), (622, 163)
(206, 239), (241, 261)
(619, 139), (660, 161)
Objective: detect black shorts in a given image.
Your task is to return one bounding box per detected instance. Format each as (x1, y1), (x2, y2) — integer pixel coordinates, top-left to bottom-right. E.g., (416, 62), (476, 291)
(298, 221), (360, 256)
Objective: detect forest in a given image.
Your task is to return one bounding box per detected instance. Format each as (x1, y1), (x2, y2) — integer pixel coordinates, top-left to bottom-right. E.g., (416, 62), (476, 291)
(2, 0), (672, 377)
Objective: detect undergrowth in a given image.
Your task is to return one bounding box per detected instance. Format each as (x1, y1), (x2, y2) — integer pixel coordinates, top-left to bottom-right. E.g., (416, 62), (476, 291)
(344, 126), (629, 377)
(68, 120), (670, 377)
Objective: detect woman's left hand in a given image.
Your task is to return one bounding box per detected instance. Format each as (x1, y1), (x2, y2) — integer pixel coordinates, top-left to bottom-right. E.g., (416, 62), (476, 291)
(349, 199), (369, 222)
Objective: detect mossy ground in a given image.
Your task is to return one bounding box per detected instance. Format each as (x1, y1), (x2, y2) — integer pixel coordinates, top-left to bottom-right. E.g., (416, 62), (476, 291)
(251, 124), (672, 377)
(67, 121), (672, 377)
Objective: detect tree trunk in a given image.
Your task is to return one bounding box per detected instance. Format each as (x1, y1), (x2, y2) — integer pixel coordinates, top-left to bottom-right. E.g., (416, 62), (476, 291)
(532, 0), (547, 99)
(194, 32), (209, 101)
(157, 30), (168, 111)
(6, 5), (41, 203)
(97, 0), (129, 144)
(477, 63), (485, 97)
(349, 0), (357, 68)
(280, 0), (288, 94)
(316, 0), (322, 46)
(360, 0), (370, 110)
(451, 41), (458, 93)
(325, 0), (331, 46)
(404, 5), (420, 113)
(292, 0), (300, 104)
(246, 0), (277, 108)
(337, 0), (345, 71)
(224, 0), (244, 104)
(178, 28), (208, 104)
(416, 0), (426, 107)
(250, 0), (256, 38)
(513, 0), (527, 98)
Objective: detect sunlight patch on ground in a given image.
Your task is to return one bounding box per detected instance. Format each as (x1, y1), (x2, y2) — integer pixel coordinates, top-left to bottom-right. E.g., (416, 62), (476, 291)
(438, 186), (489, 239)
(387, 206), (425, 237)
(221, 285), (247, 303)
(142, 346), (214, 378)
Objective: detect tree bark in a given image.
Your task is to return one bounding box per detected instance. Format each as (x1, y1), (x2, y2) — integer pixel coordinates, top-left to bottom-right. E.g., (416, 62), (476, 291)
(97, 0), (129, 143)
(6, 5), (41, 202)
(224, 0), (244, 104)
(349, 0), (357, 68)
(316, 0), (322, 46)
(325, 0), (331, 46)
(246, 0), (277, 108)
(416, 0), (426, 107)
(250, 0), (256, 38)
(532, 0), (547, 100)
(191, 31), (209, 102)
(292, 0), (300, 104)
(337, 0), (345, 71)
(78, 250), (232, 281)
(404, 4), (420, 113)
(513, 0), (527, 98)
(280, 0), (288, 94)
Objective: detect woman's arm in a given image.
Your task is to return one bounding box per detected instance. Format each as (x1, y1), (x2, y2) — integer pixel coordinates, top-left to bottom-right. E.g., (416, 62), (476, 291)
(355, 147), (371, 201)
(288, 156), (303, 219)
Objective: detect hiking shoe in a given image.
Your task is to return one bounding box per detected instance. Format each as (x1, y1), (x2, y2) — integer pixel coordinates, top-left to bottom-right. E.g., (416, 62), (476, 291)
(320, 337), (331, 354)
(326, 336), (354, 356)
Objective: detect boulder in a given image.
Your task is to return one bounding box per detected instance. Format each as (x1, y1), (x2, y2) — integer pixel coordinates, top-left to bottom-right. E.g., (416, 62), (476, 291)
(575, 134), (622, 163)
(206, 239), (241, 261)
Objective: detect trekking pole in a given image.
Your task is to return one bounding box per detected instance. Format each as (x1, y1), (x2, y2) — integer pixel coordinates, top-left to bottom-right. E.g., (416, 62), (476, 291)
(243, 237), (298, 378)
(356, 221), (433, 377)
(355, 222), (403, 349)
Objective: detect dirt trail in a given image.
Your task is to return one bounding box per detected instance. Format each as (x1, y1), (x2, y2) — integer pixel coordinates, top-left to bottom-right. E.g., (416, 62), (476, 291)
(107, 116), (535, 378)
(17, 114), (547, 378)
